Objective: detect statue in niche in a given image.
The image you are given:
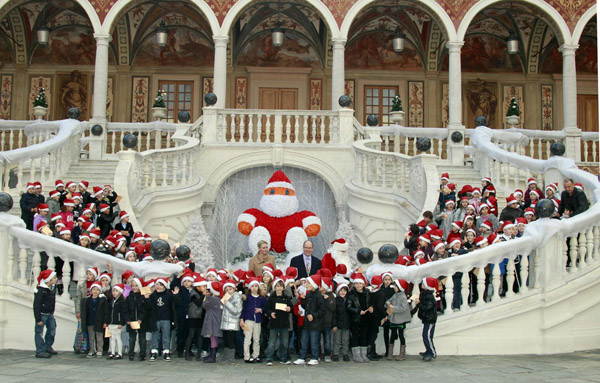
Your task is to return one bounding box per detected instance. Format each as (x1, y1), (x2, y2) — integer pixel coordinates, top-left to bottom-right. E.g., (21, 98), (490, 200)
(466, 78), (497, 128)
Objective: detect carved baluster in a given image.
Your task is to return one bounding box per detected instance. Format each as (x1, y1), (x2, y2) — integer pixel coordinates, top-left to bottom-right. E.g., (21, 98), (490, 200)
(6, 236), (15, 282)
(310, 115), (317, 144)
(32, 251), (41, 288)
(47, 253), (55, 271)
(256, 114), (263, 143)
(593, 141), (598, 163)
(110, 130), (116, 154)
(62, 259), (71, 298)
(594, 226), (600, 261)
(18, 248), (28, 284)
(319, 117), (325, 144)
(461, 271), (470, 310)
(403, 137), (409, 155)
(265, 114), (272, 143)
(162, 156), (168, 187)
(172, 155), (179, 186)
(586, 228), (594, 264)
(444, 275), (454, 313)
(582, 140), (589, 162)
(16, 163), (23, 190)
(491, 262), (501, 301)
(182, 153), (188, 185)
(505, 258), (516, 297)
(545, 140), (551, 159)
(0, 130), (4, 151)
(239, 114), (246, 142)
(248, 114), (255, 143)
(568, 236), (578, 272)
(578, 231), (587, 268)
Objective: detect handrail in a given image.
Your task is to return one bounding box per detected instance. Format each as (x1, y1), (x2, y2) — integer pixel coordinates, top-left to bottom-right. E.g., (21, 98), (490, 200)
(353, 117), (366, 140)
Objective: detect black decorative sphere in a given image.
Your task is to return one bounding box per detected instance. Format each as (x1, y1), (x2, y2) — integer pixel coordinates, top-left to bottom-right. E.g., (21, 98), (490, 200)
(0, 192), (13, 212)
(451, 131), (463, 143)
(535, 198), (555, 218)
(550, 142), (566, 156)
(338, 95), (352, 108)
(366, 114), (379, 127)
(67, 107), (80, 120)
(91, 124), (103, 136)
(475, 115), (487, 127)
(122, 134), (138, 149)
(175, 245), (191, 262)
(356, 247), (374, 264)
(150, 239), (171, 261)
(378, 244), (399, 264)
(204, 92), (217, 106)
(416, 137), (431, 152)
(177, 110), (191, 123)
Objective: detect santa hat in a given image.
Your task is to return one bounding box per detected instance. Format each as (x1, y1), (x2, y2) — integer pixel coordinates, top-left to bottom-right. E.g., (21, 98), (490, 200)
(265, 170), (294, 191)
(466, 228), (477, 237)
(33, 182), (41, 189)
(448, 237), (462, 248)
(155, 278), (169, 289)
(415, 258), (428, 266)
(87, 267), (99, 280)
(99, 273), (112, 282)
(478, 203), (490, 213)
(433, 240), (445, 252)
(285, 266), (298, 280)
(63, 198), (75, 207)
(445, 199), (455, 207)
(370, 275), (382, 291)
(336, 264), (347, 276)
(529, 189), (542, 199)
(472, 188), (481, 195)
(475, 236), (488, 247)
(413, 250), (425, 259)
(426, 224), (438, 232)
(506, 195), (518, 205)
(129, 277), (143, 289)
(381, 271), (393, 280)
(36, 203), (49, 212)
(320, 277), (333, 292)
(451, 221), (463, 231)
(123, 249), (136, 259)
(89, 228), (101, 239)
(25, 182), (35, 191)
(232, 269), (247, 283)
(142, 253), (153, 262)
(418, 233), (431, 244)
(208, 281), (223, 296)
(55, 180), (64, 188)
(193, 275), (207, 287)
(247, 277), (261, 288)
(440, 173), (449, 181)
(350, 272), (367, 285)
(132, 232), (145, 243)
(79, 180), (89, 189)
(119, 211), (129, 220)
(486, 185), (496, 194)
(92, 186), (103, 197)
(217, 269), (228, 281)
(120, 270), (134, 283)
(262, 263), (275, 279)
(516, 217), (527, 225)
(416, 220), (427, 228)
(81, 222), (94, 232)
(306, 274), (322, 290)
(103, 185), (112, 190)
(317, 268), (333, 279)
(111, 283), (124, 294)
(394, 279), (409, 292)
(446, 183), (456, 192)
(222, 279), (236, 291)
(144, 233), (152, 241)
(524, 208), (535, 217)
(574, 183), (584, 191)
(66, 181), (76, 189)
(480, 220), (493, 231)
(459, 185), (473, 195)
(463, 214), (474, 223)
(527, 178), (537, 186)
(49, 190), (60, 199)
(72, 193), (82, 201)
(59, 228), (71, 236)
(422, 277), (438, 292)
(36, 221), (48, 232)
(104, 236), (117, 248)
(501, 221), (515, 232)
(487, 233), (499, 244)
(82, 205), (93, 215)
(395, 256), (410, 266)
(482, 177), (492, 184)
(206, 268), (218, 279)
(37, 269), (56, 286)
(335, 282), (349, 294)
(54, 221), (65, 229)
(89, 281), (102, 291)
(513, 189), (523, 197)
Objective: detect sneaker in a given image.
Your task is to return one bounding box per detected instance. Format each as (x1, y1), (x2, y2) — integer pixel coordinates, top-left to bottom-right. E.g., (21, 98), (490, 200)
(293, 358), (306, 365)
(114, 354), (123, 360)
(86, 352), (95, 359)
(331, 355), (339, 362)
(307, 359), (319, 366)
(107, 354), (114, 360)
(423, 355), (433, 362)
(164, 353), (171, 361)
(343, 354), (350, 362)
(201, 350), (208, 358)
(35, 352), (51, 358)
(46, 348), (58, 355)
(266, 361), (273, 366)
(245, 358), (254, 364)
(149, 353), (157, 362)
(324, 356), (332, 363)
(96, 352), (103, 358)
(280, 360), (291, 365)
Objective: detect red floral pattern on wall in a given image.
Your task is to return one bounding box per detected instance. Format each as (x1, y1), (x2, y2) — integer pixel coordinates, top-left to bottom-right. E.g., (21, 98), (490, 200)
(88, 0), (115, 23)
(544, 0), (595, 31)
(204, 0), (238, 25)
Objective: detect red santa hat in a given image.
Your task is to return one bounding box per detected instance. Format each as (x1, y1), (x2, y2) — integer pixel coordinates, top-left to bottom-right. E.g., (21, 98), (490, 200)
(36, 203), (49, 212)
(132, 232), (144, 243)
(65, 181), (76, 189)
(336, 264), (348, 276)
(336, 282), (349, 294)
(49, 190), (60, 199)
(89, 281), (102, 291)
(55, 180), (64, 188)
(426, 224), (438, 232)
(79, 180), (89, 189)
(448, 237), (463, 248)
(433, 240), (445, 252)
(131, 277), (145, 289)
(206, 268), (218, 279)
(35, 221), (48, 232)
(247, 277), (261, 288)
(63, 198), (75, 207)
(574, 183), (584, 191)
(104, 235), (117, 248)
(422, 277), (439, 292)
(193, 275), (207, 287)
(120, 270), (133, 284)
(99, 203), (110, 213)
(142, 253), (153, 262)
(37, 269), (56, 286)
(350, 272), (367, 285)
(482, 177), (492, 184)
(222, 279), (237, 291)
(82, 206), (93, 216)
(262, 263), (275, 279)
(527, 177), (537, 186)
(112, 283), (125, 294)
(459, 184), (474, 194)
(144, 233), (152, 241)
(413, 250), (425, 259)
(463, 214), (474, 224)
(34, 181), (43, 189)
(54, 221), (65, 229)
(475, 236), (488, 247)
(445, 199), (456, 207)
(265, 170), (294, 191)
(415, 258), (428, 266)
(506, 195), (518, 205)
(440, 173), (450, 181)
(217, 269), (228, 281)
(487, 233), (498, 244)
(451, 221), (463, 231)
(486, 185), (496, 194)
(155, 278), (169, 289)
(394, 279), (409, 292)
(529, 189), (542, 199)
(89, 228), (101, 239)
(513, 189), (523, 197)
(317, 268), (333, 279)
(416, 219), (426, 228)
(87, 267), (99, 280)
(92, 186), (103, 197)
(380, 271), (393, 280)
(209, 281), (223, 296)
(233, 269), (247, 283)
(418, 233), (431, 244)
(72, 193), (82, 201)
(122, 249), (135, 259)
(395, 256), (410, 266)
(480, 220), (493, 231)
(119, 211), (129, 220)
(478, 203), (489, 213)
(103, 185), (112, 190)
(370, 275), (382, 291)
(81, 222), (94, 232)
(331, 238), (346, 245)
(59, 228), (71, 236)
(516, 217), (527, 225)
(306, 274), (322, 290)
(501, 221), (515, 232)
(472, 187), (481, 195)
(285, 266), (298, 280)
(466, 228), (477, 236)
(321, 277), (333, 292)
(524, 208), (535, 217)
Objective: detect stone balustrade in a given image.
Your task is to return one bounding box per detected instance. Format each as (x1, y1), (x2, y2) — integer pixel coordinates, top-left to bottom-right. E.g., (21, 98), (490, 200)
(105, 121), (179, 155)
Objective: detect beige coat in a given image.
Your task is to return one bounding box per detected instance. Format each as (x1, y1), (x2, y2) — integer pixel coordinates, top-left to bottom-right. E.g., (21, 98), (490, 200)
(248, 254), (277, 277)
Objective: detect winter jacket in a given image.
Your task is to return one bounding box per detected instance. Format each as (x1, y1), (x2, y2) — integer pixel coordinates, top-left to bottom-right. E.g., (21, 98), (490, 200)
(148, 289), (179, 331)
(265, 293), (292, 329)
(346, 289), (371, 325)
(47, 199), (60, 217)
(416, 289), (437, 324)
(385, 292), (411, 325)
(499, 205), (524, 224)
(241, 294), (267, 323)
(33, 285), (56, 323)
(125, 292), (150, 332)
(369, 289), (385, 322)
(403, 234), (419, 256)
(80, 296), (109, 332)
(20, 192), (38, 228)
(188, 290), (204, 320)
(333, 295), (350, 330)
(321, 292), (336, 328)
(201, 295), (223, 337)
(301, 290), (325, 331)
(221, 292), (243, 331)
(107, 295), (128, 326)
(558, 189), (589, 216)
(97, 211), (117, 239)
(74, 281), (88, 314)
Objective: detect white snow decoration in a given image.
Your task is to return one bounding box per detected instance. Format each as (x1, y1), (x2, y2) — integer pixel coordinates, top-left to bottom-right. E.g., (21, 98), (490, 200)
(185, 213), (216, 272)
(380, 125), (450, 140)
(334, 218), (361, 268)
(106, 121), (178, 133)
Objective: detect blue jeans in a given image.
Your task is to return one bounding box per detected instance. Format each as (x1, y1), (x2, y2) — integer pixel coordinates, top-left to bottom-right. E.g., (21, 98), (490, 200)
(321, 327), (332, 356)
(266, 328), (289, 362)
(151, 320), (171, 354)
(35, 314), (56, 355)
(299, 329), (320, 360)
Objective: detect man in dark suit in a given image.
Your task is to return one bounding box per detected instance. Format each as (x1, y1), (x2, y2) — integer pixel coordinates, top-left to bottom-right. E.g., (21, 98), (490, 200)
(558, 178), (589, 217)
(290, 240), (322, 279)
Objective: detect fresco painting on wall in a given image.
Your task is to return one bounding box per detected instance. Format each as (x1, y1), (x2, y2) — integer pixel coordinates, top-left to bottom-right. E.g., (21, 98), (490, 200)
(0, 38), (13, 64)
(441, 82), (449, 128)
(0, 75), (12, 120)
(131, 76), (149, 123)
(576, 38), (598, 73)
(408, 81), (424, 127)
(541, 85), (553, 130)
(237, 32), (320, 68)
(310, 79), (322, 110)
(202, 77), (213, 108)
(502, 85), (524, 129)
(345, 32), (423, 70)
(344, 80), (355, 107)
(460, 35), (522, 73)
(235, 77), (248, 109)
(31, 28), (96, 65)
(133, 29), (214, 67)
(465, 79), (498, 129)
(56, 70), (88, 121)
(29, 76), (52, 120)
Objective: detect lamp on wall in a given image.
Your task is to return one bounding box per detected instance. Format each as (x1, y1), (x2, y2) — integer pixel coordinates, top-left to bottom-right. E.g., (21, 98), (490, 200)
(37, 3), (50, 45)
(156, 2), (168, 48)
(271, 0), (284, 48)
(392, 27), (405, 53)
(505, 30), (518, 54)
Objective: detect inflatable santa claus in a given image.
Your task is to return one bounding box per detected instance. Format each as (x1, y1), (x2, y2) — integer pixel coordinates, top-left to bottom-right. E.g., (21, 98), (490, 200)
(321, 238), (353, 283)
(237, 170), (321, 260)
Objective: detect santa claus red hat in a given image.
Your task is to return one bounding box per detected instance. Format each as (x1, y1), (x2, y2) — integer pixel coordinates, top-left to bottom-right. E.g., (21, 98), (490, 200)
(285, 266), (298, 280)
(233, 269), (247, 283)
(529, 189), (542, 199)
(381, 271), (393, 280)
(426, 224), (438, 232)
(112, 283), (125, 294)
(415, 258), (428, 266)
(394, 279), (409, 292)
(370, 275), (382, 291)
(336, 264), (348, 276)
(99, 273), (112, 282)
(66, 181), (76, 189)
(350, 272), (367, 285)
(34, 182), (42, 189)
(89, 281), (102, 291)
(418, 233), (431, 244)
(104, 235), (117, 248)
(524, 207), (535, 217)
(92, 186), (103, 197)
(247, 277), (260, 288)
(265, 170), (295, 190)
(574, 183), (584, 191)
(120, 270), (134, 283)
(431, 229), (443, 241)
(475, 236), (488, 247)
(445, 199), (456, 207)
(49, 190), (60, 199)
(527, 178), (537, 186)
(501, 221), (515, 232)
(89, 228), (101, 239)
(87, 267), (99, 280)
(59, 228), (71, 236)
(451, 221), (463, 231)
(321, 277), (333, 292)
(155, 278), (169, 289)
(132, 277), (145, 290)
(413, 250), (425, 259)
(433, 240), (445, 252)
(478, 203), (490, 213)
(36, 203), (49, 212)
(480, 220), (493, 231)
(72, 193), (82, 201)
(486, 185), (496, 194)
(482, 177), (492, 184)
(446, 183), (456, 192)
(81, 222), (94, 232)
(63, 198), (75, 207)
(422, 277), (438, 291)
(416, 220), (427, 228)
(55, 180), (64, 188)
(335, 282), (349, 294)
(99, 203), (110, 213)
(82, 205), (93, 216)
(193, 275), (207, 287)
(513, 189), (523, 197)
(306, 274), (322, 290)
(182, 270), (195, 284)
(472, 187), (481, 195)
(78, 231), (90, 242)
(463, 215), (474, 224)
(448, 237), (463, 248)
(395, 256), (410, 265)
(208, 281), (223, 296)
(440, 173), (449, 181)
(317, 268), (333, 278)
(506, 195), (518, 205)
(331, 238), (346, 245)
(79, 180), (89, 189)
(119, 211), (129, 220)
(206, 268), (218, 279)
(487, 233), (498, 244)
(262, 263), (275, 279)
(465, 228), (476, 237)
(37, 269), (56, 286)
(222, 279), (236, 291)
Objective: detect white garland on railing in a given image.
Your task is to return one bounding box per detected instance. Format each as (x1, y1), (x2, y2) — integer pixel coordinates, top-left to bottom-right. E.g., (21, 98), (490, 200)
(107, 121), (177, 132)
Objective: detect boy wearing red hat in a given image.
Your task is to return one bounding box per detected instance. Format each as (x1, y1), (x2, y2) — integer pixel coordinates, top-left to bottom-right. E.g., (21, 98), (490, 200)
(80, 281), (109, 358)
(20, 182), (39, 230)
(413, 277), (438, 361)
(114, 211), (134, 247)
(149, 278), (180, 361)
(33, 269), (58, 358)
(293, 274), (325, 366)
(126, 277), (151, 361)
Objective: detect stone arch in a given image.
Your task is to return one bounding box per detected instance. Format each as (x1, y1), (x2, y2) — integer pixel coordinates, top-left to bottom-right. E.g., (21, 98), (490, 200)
(572, 4), (597, 45)
(340, 0), (457, 42)
(457, 0), (571, 46)
(100, 0), (220, 36)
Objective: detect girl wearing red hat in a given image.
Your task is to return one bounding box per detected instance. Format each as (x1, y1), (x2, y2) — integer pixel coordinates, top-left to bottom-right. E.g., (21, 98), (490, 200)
(240, 278), (266, 363)
(384, 279), (412, 360)
(201, 282), (223, 363)
(33, 269), (58, 358)
(106, 284), (128, 359)
(345, 273), (372, 363)
(80, 281), (108, 358)
(220, 280), (243, 364)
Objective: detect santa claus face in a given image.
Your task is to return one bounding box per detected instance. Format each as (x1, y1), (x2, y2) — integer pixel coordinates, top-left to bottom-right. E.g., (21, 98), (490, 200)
(260, 187), (299, 218)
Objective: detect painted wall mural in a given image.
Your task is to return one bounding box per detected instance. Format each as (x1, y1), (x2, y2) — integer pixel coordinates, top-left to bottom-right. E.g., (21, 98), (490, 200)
(541, 85), (553, 131)
(237, 32), (320, 68)
(460, 35), (523, 73)
(465, 79), (498, 129)
(56, 70), (89, 120)
(202, 77), (214, 108)
(408, 81), (424, 127)
(344, 80), (355, 107)
(31, 27), (96, 65)
(133, 29), (214, 66)
(345, 32), (423, 70)
(131, 76), (149, 123)
(235, 77), (248, 109)
(29, 76), (52, 120)
(310, 79), (322, 110)
(0, 75), (12, 120)
(502, 85), (524, 129)
(441, 82), (449, 128)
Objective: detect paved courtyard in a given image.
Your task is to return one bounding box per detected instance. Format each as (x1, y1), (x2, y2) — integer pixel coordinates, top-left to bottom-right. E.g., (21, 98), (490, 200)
(0, 349), (599, 383)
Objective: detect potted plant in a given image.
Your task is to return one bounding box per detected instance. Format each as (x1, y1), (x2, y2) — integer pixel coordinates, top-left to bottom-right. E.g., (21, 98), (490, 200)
(32, 87), (48, 119)
(389, 95), (404, 124)
(506, 97), (520, 128)
(151, 90), (167, 120)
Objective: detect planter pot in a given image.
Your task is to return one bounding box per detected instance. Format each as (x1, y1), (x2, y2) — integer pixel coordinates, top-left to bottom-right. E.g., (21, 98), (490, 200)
(390, 110), (404, 124)
(33, 106), (48, 119)
(152, 107), (167, 120)
(506, 115), (520, 128)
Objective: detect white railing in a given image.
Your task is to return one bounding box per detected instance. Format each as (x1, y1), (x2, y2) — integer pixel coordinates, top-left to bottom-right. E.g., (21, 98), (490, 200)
(0, 119), (82, 192)
(105, 121), (179, 154)
(353, 117), (366, 141)
(380, 125), (449, 160)
(368, 126), (600, 316)
(581, 132), (599, 163)
(0, 120), (35, 151)
(189, 115), (203, 141)
(215, 109), (340, 144)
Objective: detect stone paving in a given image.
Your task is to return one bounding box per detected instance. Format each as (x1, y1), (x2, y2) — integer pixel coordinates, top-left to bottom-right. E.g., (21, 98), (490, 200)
(0, 349), (599, 383)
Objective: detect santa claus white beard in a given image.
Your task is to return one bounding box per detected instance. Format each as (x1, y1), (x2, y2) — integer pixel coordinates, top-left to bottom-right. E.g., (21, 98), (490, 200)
(260, 194), (299, 218)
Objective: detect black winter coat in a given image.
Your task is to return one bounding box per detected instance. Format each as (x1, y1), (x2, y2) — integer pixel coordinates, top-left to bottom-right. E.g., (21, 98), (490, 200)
(147, 289), (180, 332)
(416, 289), (437, 324)
(333, 295), (350, 330)
(265, 293), (292, 329)
(33, 286), (56, 323)
(346, 289), (371, 325)
(125, 292), (151, 332)
(80, 296), (109, 332)
(301, 290), (325, 331)
(369, 289), (386, 322)
(107, 295), (128, 325)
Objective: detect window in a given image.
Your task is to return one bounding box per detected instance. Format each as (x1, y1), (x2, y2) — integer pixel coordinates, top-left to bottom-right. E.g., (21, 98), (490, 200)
(158, 81), (193, 123)
(364, 86), (398, 126)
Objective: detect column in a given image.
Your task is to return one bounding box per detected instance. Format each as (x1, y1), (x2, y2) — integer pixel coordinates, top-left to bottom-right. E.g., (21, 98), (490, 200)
(446, 41), (465, 166)
(212, 35), (229, 109)
(331, 38), (346, 110)
(559, 44), (581, 161)
(91, 34), (111, 122)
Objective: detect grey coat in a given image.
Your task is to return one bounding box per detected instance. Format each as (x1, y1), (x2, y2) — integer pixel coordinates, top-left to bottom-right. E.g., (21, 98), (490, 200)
(74, 281), (87, 314)
(201, 295), (223, 337)
(385, 292), (412, 325)
(220, 291), (243, 331)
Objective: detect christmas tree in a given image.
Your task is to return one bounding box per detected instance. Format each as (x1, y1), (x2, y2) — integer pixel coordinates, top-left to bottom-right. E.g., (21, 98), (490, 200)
(334, 218), (361, 268)
(33, 87), (48, 108)
(185, 213), (215, 272)
(153, 90), (166, 108)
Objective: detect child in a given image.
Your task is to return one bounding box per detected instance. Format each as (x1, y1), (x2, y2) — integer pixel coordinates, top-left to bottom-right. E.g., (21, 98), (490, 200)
(47, 190), (61, 217)
(413, 277), (438, 361)
(173, 270), (194, 358)
(345, 273), (371, 363)
(126, 277), (149, 361)
(115, 211), (134, 247)
(320, 277), (336, 363)
(384, 279), (412, 360)
(106, 283), (128, 359)
(265, 278), (292, 365)
(293, 274), (325, 366)
(332, 283), (351, 362)
(201, 281), (223, 363)
(33, 269), (58, 358)
(185, 275), (206, 361)
(80, 281), (108, 358)
(220, 280), (243, 364)
(380, 272), (395, 359)
(149, 278), (179, 361)
(240, 277), (266, 363)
